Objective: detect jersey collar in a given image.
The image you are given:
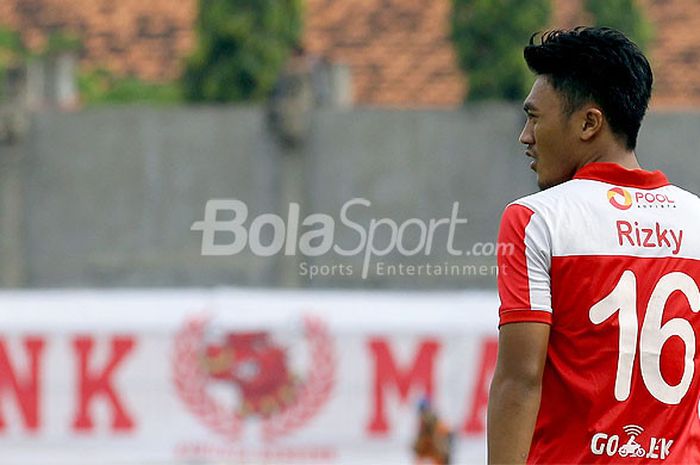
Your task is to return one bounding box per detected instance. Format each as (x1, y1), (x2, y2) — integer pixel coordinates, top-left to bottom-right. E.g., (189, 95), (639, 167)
(573, 162), (670, 189)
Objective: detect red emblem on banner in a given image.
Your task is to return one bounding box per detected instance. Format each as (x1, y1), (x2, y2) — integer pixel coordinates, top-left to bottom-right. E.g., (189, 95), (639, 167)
(173, 315), (334, 441)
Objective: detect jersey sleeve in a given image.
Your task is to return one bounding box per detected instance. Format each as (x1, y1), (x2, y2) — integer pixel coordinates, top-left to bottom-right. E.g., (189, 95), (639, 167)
(496, 203), (552, 327)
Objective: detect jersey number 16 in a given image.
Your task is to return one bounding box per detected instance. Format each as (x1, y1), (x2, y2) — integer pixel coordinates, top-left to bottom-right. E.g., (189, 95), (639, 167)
(589, 270), (700, 404)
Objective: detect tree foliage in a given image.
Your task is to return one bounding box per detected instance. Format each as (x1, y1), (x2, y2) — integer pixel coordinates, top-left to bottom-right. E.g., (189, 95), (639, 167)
(585, 0), (653, 51)
(78, 68), (182, 105)
(0, 25), (176, 105)
(451, 0), (551, 102)
(0, 27), (25, 98)
(182, 0), (303, 102)
(0, 27), (25, 66)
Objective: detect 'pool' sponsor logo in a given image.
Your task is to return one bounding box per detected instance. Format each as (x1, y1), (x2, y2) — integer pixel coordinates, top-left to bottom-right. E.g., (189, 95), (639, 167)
(608, 187), (676, 210)
(608, 188), (633, 210)
(634, 191), (676, 209)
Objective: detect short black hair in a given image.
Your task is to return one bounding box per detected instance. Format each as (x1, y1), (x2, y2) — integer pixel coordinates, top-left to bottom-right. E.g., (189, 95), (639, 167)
(524, 27), (652, 150)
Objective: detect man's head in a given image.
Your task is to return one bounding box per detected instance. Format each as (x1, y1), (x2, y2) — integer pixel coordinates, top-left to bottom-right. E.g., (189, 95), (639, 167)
(520, 27), (653, 189)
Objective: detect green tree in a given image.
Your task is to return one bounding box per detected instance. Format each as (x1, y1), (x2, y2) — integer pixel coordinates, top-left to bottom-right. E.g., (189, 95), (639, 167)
(0, 25), (178, 105)
(585, 0), (652, 51)
(451, 0), (551, 102)
(0, 27), (24, 65)
(183, 0), (303, 102)
(78, 68), (182, 105)
(0, 27), (25, 99)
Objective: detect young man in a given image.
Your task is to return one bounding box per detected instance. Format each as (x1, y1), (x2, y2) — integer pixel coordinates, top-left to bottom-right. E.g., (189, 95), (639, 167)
(488, 27), (700, 464)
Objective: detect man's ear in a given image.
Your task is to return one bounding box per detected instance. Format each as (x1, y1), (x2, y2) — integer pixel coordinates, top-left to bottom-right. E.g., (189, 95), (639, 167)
(580, 107), (604, 141)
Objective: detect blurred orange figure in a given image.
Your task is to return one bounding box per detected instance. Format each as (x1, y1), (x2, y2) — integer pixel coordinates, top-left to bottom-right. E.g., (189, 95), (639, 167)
(413, 397), (453, 465)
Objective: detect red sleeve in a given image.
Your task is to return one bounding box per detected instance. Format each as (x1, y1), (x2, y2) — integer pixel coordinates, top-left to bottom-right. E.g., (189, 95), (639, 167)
(497, 204), (552, 327)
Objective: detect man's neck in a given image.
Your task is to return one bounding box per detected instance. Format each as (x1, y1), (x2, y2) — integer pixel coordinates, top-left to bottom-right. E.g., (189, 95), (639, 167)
(580, 148), (641, 171)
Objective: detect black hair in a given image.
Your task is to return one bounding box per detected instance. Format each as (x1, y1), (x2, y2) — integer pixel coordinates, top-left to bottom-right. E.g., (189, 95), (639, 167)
(524, 27), (652, 150)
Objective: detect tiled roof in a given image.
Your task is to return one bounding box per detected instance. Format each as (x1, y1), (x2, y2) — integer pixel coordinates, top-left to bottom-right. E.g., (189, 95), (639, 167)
(551, 0), (700, 108)
(639, 0), (700, 108)
(0, 0), (698, 107)
(1, 0), (196, 80)
(304, 0), (466, 106)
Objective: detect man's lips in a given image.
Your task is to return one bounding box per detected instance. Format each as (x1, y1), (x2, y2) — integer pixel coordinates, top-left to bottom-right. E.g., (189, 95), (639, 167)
(526, 150), (537, 171)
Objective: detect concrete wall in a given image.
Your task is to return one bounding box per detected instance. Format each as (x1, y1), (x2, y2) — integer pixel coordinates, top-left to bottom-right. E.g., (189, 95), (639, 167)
(2, 104), (699, 289)
(23, 106), (281, 287)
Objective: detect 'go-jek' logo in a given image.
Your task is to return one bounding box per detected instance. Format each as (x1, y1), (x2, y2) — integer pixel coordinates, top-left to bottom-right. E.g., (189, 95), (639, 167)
(608, 187), (633, 210)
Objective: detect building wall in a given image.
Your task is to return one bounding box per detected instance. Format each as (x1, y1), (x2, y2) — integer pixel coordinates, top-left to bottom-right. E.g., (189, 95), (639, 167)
(3, 105), (699, 289)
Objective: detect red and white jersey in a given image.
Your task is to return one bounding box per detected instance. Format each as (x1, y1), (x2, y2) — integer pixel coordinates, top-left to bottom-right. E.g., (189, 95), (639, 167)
(497, 162), (700, 464)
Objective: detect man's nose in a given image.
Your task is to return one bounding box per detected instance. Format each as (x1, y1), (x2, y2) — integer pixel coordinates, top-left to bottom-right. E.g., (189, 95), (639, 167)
(519, 124), (534, 145)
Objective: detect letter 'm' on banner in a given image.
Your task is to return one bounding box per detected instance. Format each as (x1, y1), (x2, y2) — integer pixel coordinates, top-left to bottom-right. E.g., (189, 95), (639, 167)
(366, 338), (440, 434)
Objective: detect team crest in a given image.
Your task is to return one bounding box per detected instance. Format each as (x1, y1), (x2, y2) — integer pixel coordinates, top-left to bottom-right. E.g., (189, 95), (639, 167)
(172, 314), (335, 441)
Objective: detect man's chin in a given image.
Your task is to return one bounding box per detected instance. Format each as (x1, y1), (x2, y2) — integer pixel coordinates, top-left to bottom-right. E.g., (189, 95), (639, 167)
(536, 171), (555, 190)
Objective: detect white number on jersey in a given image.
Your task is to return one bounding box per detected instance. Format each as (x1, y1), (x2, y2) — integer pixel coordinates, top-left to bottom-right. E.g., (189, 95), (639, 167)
(589, 270), (700, 404)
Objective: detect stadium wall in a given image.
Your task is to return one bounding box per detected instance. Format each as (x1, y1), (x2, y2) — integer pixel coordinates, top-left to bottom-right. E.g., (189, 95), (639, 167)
(2, 105), (700, 289)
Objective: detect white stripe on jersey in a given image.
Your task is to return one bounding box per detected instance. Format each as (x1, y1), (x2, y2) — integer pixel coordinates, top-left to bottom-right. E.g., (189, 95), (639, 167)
(512, 179), (700, 260)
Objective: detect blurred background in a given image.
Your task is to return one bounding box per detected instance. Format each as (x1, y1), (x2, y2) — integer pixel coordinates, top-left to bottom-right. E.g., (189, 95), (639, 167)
(0, 0), (699, 464)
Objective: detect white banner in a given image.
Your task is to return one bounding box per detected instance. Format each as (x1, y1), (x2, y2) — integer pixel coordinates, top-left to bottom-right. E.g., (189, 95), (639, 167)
(0, 289), (498, 465)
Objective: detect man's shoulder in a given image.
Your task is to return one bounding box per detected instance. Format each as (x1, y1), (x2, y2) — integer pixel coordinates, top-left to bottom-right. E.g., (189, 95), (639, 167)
(507, 179), (700, 214)
(497, 181), (583, 243)
(666, 184), (700, 204)
(504, 179), (591, 216)
(502, 178), (700, 259)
